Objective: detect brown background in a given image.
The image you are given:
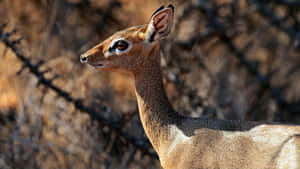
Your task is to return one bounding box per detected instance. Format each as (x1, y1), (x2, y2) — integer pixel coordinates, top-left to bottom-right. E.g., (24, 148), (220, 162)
(0, 0), (299, 168)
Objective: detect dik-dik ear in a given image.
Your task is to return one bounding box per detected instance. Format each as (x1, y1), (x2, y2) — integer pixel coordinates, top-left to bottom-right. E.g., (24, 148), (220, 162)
(145, 4), (174, 42)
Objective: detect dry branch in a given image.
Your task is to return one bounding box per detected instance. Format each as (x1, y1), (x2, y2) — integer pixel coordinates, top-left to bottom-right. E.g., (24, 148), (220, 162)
(0, 25), (158, 159)
(192, 0), (300, 120)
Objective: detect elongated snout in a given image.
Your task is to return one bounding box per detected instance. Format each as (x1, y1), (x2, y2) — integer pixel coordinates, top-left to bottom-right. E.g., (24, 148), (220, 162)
(80, 43), (104, 64)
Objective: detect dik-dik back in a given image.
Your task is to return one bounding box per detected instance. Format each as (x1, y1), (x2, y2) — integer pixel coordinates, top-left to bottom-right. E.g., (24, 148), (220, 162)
(162, 122), (300, 169)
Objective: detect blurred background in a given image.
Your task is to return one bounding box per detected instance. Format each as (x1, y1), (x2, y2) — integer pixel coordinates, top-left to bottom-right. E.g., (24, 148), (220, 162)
(0, 0), (299, 168)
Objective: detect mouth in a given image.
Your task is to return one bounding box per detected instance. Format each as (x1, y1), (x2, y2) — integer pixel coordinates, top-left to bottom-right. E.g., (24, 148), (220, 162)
(95, 63), (104, 68)
(89, 62), (105, 68)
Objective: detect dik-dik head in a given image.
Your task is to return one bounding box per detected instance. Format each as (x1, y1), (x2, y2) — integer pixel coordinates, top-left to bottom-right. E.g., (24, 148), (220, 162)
(80, 5), (174, 75)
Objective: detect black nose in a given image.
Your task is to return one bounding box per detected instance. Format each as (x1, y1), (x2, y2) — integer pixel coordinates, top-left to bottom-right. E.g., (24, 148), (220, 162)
(80, 54), (88, 63)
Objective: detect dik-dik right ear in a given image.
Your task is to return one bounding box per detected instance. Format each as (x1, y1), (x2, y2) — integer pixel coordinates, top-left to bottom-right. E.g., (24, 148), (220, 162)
(145, 4), (174, 42)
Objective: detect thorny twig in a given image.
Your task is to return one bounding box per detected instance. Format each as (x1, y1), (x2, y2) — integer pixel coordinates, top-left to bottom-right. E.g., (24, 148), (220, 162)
(173, 1), (299, 120)
(195, 0), (300, 120)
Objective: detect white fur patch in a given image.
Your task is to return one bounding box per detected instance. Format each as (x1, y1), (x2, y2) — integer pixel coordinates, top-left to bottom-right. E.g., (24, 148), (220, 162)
(277, 137), (298, 169)
(250, 125), (296, 146)
(167, 125), (191, 156)
(104, 50), (111, 58)
(146, 20), (156, 41)
(222, 131), (241, 139)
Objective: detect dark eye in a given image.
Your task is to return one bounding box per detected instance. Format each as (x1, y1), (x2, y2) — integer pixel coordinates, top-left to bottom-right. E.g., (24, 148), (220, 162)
(116, 40), (129, 51)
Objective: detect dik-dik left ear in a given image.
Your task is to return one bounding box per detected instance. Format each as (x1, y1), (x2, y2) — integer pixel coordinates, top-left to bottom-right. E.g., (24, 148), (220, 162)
(145, 4), (174, 42)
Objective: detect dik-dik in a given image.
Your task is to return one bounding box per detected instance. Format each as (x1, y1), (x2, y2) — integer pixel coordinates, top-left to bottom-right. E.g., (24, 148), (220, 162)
(80, 5), (300, 169)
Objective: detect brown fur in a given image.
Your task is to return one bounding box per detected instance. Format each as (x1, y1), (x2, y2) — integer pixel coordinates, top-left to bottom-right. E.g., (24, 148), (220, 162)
(81, 5), (300, 169)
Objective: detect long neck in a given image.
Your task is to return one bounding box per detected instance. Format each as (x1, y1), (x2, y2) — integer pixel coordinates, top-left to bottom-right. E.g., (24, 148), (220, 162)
(133, 52), (178, 153)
